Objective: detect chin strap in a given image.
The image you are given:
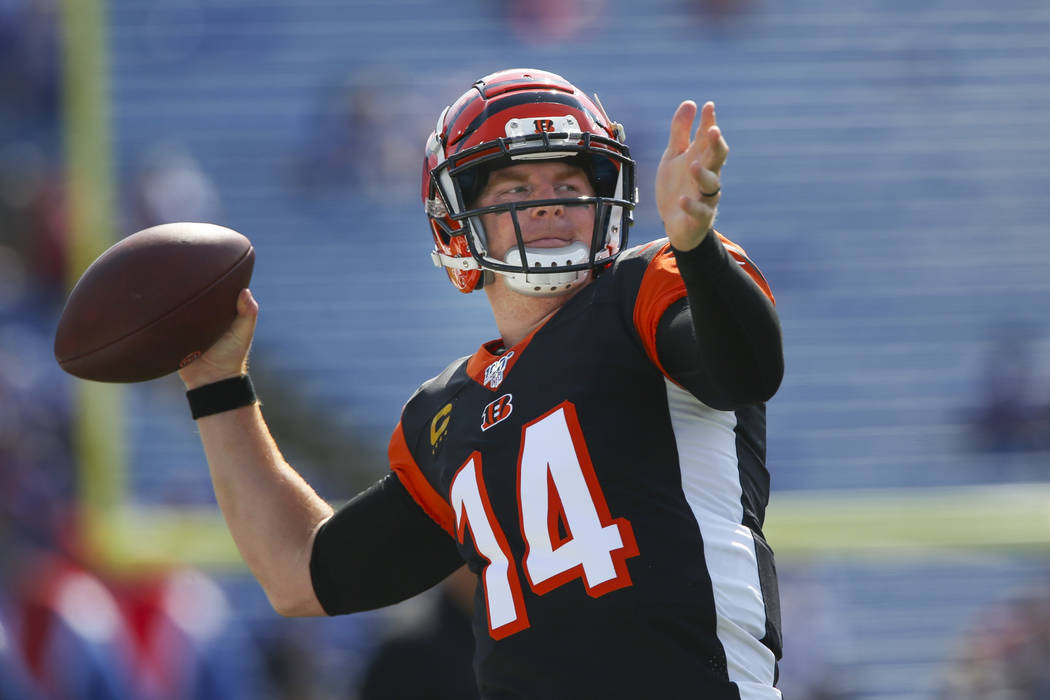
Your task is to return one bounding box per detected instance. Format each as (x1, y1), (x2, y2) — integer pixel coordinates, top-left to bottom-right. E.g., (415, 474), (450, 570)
(431, 250), (481, 271)
(431, 242), (603, 297)
(501, 241), (596, 297)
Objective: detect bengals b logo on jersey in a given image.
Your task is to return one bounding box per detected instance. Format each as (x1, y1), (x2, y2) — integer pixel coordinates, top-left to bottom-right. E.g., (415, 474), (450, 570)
(481, 394), (513, 431)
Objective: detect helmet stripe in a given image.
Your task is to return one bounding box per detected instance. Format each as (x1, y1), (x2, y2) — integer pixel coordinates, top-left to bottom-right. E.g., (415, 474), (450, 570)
(450, 92), (604, 154)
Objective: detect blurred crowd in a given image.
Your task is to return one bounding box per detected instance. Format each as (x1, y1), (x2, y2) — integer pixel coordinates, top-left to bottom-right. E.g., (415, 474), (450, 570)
(970, 325), (1050, 457)
(940, 586), (1050, 699)
(0, 2), (312, 698)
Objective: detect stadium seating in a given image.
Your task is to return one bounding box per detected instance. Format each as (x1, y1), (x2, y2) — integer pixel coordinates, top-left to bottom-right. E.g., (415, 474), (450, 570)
(101, 0), (1050, 696)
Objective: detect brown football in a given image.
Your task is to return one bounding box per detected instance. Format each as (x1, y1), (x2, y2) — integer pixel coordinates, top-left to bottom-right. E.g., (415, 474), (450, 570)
(54, 222), (255, 383)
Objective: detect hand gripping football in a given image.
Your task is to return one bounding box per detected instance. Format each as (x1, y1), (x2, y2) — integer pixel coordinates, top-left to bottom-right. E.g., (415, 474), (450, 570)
(54, 222), (255, 383)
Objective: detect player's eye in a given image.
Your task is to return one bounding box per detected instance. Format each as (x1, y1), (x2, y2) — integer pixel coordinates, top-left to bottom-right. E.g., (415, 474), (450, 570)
(497, 184), (529, 197)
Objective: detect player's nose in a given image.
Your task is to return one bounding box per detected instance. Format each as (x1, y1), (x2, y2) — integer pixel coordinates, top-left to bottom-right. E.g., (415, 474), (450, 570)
(529, 204), (563, 218)
(529, 185), (564, 217)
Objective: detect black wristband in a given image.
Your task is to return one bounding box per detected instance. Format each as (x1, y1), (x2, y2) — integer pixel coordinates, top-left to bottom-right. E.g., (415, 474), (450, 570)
(186, 375), (257, 420)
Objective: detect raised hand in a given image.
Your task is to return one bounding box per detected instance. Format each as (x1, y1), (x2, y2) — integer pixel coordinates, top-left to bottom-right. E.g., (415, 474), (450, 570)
(655, 100), (729, 251)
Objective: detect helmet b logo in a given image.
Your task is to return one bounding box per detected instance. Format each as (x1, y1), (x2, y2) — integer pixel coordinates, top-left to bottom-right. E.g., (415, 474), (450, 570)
(533, 119), (556, 133)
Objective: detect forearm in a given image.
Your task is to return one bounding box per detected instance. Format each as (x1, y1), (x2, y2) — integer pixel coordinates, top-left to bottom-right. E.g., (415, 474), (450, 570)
(658, 234), (783, 408)
(311, 473), (465, 615)
(195, 403), (333, 616)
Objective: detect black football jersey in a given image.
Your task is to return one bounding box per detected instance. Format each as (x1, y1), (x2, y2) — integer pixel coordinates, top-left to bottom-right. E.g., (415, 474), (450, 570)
(388, 237), (782, 699)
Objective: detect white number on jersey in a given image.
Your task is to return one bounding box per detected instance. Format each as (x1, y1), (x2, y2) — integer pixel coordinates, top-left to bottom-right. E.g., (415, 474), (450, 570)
(450, 452), (530, 639)
(449, 402), (639, 638)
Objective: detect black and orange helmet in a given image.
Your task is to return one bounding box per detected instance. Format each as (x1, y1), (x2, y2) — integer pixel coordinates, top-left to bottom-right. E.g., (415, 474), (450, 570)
(422, 68), (637, 294)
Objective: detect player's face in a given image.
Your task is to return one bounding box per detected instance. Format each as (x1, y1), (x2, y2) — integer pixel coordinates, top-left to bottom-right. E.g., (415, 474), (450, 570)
(474, 161), (596, 261)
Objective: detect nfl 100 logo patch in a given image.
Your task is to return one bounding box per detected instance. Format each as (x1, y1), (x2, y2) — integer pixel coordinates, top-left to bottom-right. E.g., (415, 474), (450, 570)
(484, 351), (514, 389)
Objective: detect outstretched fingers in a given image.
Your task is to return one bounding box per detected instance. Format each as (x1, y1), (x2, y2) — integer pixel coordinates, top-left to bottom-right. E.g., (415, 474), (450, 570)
(689, 159), (722, 200)
(694, 102), (729, 173)
(697, 101), (716, 141)
(656, 98), (730, 250)
(678, 192), (716, 219)
(665, 100), (699, 157)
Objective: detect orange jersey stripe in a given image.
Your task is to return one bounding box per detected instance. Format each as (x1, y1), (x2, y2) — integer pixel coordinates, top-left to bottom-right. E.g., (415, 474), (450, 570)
(715, 232), (775, 305)
(633, 233), (776, 377)
(466, 321), (547, 389)
(388, 421), (457, 536)
(633, 242), (685, 377)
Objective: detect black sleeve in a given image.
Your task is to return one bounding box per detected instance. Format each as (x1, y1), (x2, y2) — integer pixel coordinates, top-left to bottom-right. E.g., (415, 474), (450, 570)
(655, 232), (784, 410)
(310, 472), (465, 615)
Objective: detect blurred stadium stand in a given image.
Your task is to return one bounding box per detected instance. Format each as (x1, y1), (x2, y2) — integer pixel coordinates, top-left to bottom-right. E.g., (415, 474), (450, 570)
(107, 0), (1050, 492)
(1, 0), (1048, 697)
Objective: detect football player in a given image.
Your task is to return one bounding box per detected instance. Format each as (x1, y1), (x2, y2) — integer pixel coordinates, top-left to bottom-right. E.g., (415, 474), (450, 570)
(180, 68), (785, 699)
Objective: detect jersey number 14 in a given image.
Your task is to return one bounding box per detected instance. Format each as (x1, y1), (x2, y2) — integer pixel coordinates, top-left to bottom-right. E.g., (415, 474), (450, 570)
(449, 401), (640, 639)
